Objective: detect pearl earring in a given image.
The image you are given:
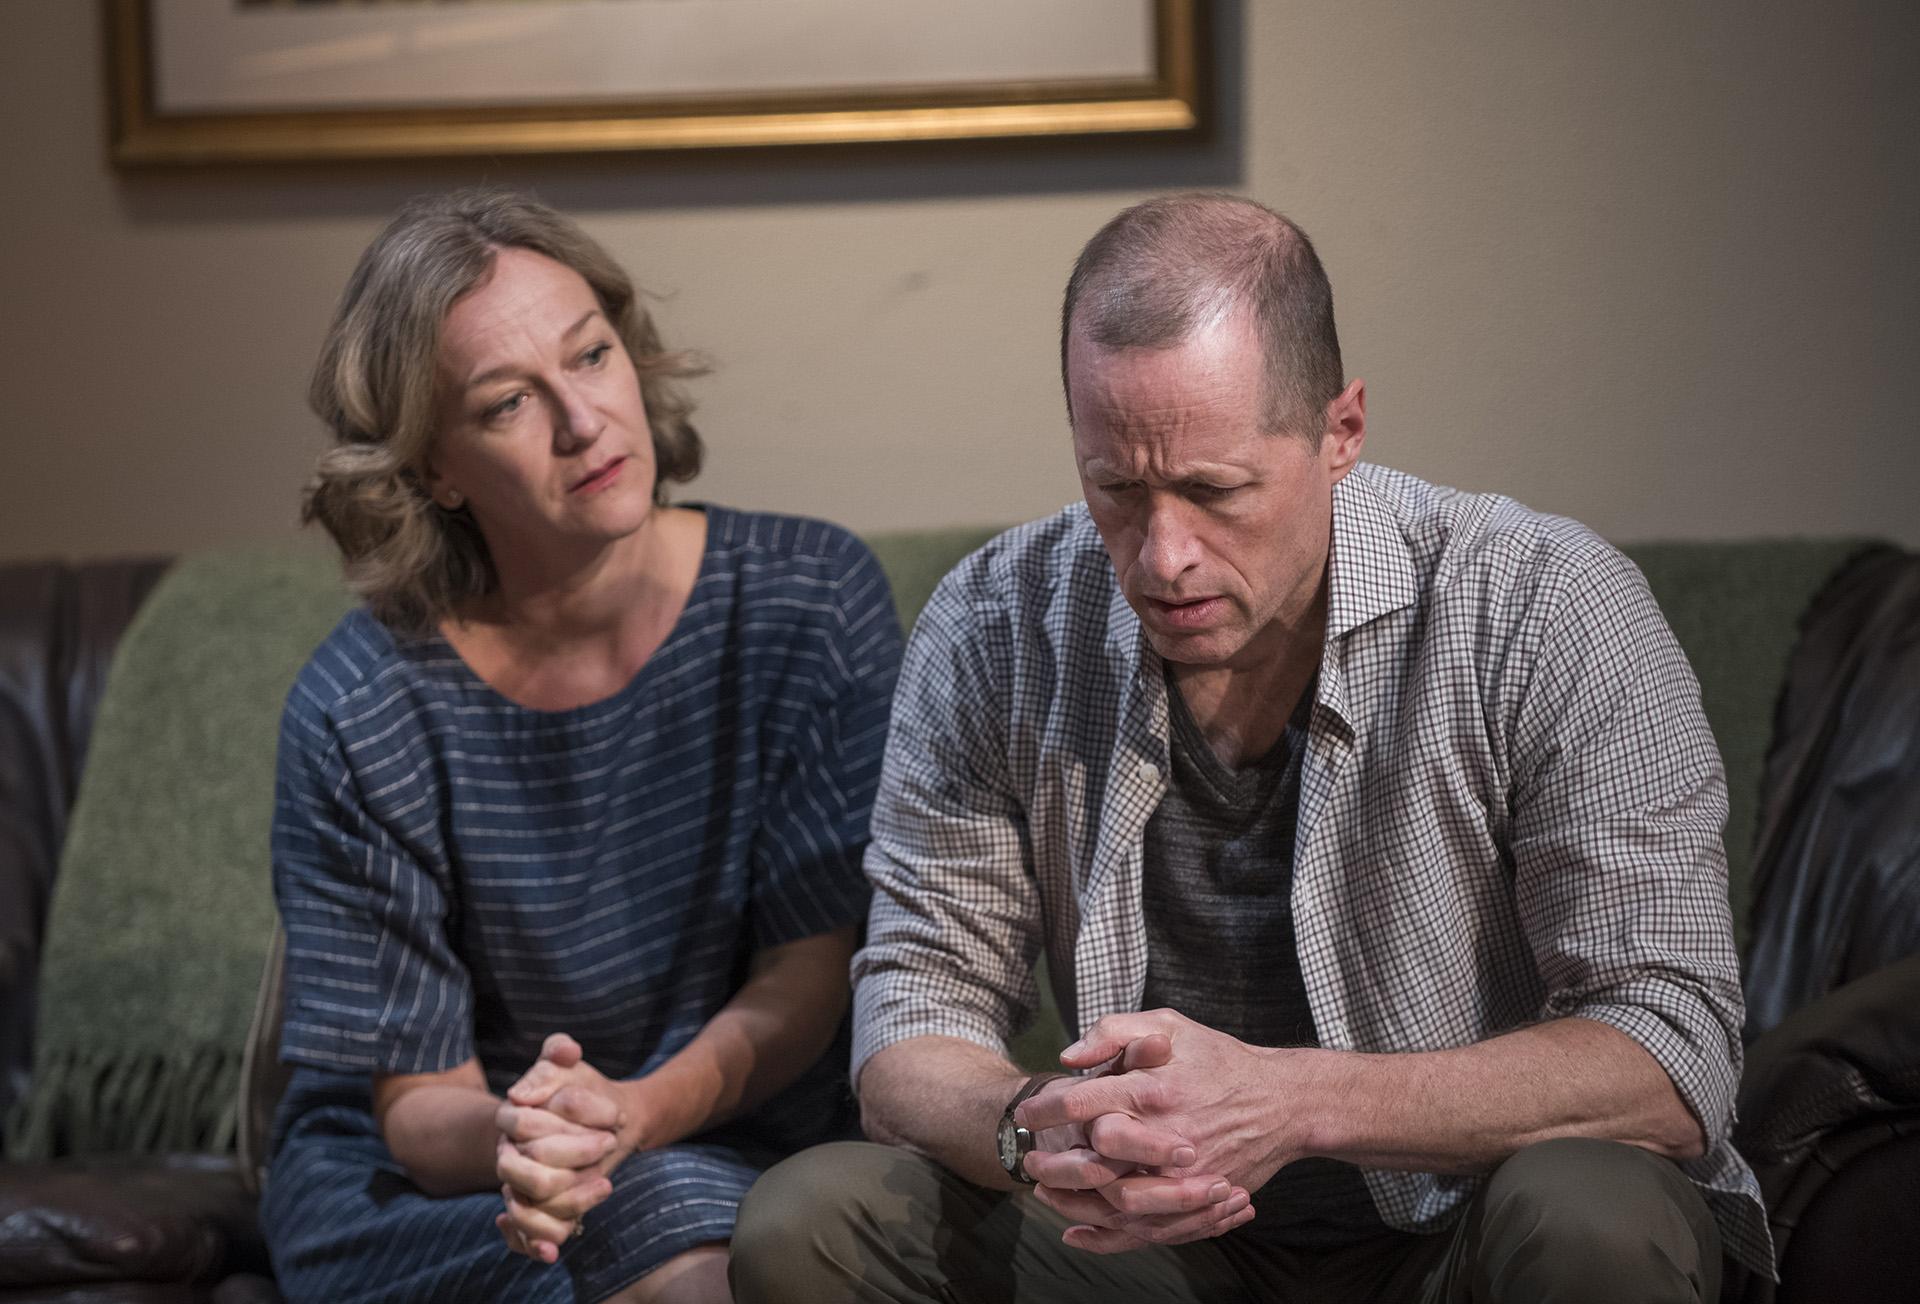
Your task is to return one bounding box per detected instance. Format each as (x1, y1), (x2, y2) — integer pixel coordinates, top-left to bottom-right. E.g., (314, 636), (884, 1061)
(442, 490), (465, 509)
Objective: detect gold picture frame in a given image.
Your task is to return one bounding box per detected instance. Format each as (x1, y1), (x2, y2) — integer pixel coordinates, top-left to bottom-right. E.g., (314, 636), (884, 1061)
(108, 0), (1205, 165)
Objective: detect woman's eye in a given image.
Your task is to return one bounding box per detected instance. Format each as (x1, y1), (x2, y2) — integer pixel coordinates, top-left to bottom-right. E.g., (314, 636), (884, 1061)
(484, 393), (526, 421)
(582, 343), (613, 367)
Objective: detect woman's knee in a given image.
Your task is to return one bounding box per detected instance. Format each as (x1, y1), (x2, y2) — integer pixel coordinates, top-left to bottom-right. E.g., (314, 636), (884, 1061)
(609, 1245), (730, 1304)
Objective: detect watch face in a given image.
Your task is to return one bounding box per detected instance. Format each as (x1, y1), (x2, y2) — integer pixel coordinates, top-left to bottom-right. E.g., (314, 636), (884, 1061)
(997, 1118), (1020, 1174)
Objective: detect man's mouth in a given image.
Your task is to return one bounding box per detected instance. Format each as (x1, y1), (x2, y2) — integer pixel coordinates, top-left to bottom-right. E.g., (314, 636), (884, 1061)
(1144, 594), (1225, 629)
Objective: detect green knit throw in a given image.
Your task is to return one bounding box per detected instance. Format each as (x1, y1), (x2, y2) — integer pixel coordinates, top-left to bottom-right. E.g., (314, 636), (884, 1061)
(6, 548), (352, 1158)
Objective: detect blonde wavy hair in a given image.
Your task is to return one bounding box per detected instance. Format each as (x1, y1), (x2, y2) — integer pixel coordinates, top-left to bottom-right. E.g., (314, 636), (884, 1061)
(302, 188), (706, 634)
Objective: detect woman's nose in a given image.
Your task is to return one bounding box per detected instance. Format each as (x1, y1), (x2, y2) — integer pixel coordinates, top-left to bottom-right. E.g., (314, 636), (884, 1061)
(552, 382), (604, 451)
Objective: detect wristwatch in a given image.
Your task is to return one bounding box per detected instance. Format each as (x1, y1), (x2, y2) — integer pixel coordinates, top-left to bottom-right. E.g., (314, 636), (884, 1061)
(996, 1073), (1064, 1185)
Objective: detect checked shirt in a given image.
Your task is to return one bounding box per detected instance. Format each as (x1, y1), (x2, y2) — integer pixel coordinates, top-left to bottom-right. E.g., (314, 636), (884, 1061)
(851, 462), (1770, 1274)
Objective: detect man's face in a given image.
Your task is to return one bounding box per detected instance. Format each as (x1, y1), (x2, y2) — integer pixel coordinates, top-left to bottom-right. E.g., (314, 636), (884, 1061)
(1069, 315), (1362, 672)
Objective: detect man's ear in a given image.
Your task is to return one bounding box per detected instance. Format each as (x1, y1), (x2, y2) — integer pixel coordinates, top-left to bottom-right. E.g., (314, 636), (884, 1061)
(1322, 379), (1366, 483)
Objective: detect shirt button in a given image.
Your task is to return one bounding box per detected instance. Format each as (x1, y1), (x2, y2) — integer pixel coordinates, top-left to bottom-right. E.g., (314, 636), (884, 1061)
(1137, 760), (1161, 785)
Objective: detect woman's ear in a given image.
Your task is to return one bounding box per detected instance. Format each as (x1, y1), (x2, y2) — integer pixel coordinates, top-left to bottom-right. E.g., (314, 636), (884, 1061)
(417, 458), (463, 510)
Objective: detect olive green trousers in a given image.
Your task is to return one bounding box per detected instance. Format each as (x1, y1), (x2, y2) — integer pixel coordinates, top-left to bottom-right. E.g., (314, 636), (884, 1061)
(731, 1138), (1721, 1303)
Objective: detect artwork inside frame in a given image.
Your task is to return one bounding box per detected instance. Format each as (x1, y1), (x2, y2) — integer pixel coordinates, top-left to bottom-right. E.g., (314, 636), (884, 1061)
(108, 0), (1206, 165)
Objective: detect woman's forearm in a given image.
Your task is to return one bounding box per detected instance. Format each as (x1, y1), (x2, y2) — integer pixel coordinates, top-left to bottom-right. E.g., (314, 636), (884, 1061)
(373, 1059), (502, 1196)
(624, 926), (858, 1150)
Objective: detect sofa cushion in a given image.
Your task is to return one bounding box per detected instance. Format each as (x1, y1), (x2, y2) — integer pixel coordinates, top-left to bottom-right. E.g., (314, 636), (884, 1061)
(865, 526), (1002, 632)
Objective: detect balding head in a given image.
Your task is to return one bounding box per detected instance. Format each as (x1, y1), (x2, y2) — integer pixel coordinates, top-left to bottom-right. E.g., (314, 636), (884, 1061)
(1061, 193), (1344, 442)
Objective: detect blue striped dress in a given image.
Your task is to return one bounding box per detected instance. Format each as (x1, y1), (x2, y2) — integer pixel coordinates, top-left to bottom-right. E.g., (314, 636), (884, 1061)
(261, 508), (901, 1303)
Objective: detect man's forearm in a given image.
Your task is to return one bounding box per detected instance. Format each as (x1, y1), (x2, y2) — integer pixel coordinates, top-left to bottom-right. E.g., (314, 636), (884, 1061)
(1024, 1011), (1710, 1196)
(858, 1035), (1032, 1190)
(1296, 1017), (1707, 1174)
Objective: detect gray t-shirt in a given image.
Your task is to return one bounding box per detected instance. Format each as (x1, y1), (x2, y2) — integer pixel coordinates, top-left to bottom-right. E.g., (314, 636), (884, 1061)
(1140, 669), (1385, 1248)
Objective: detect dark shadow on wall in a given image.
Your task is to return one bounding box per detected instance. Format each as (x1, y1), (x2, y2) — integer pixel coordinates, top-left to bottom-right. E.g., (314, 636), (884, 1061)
(114, 2), (1245, 225)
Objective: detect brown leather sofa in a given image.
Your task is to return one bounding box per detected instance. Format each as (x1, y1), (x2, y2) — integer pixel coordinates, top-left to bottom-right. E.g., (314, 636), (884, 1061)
(0, 559), (169, 1133)
(0, 545), (1915, 1302)
(0, 559), (276, 1303)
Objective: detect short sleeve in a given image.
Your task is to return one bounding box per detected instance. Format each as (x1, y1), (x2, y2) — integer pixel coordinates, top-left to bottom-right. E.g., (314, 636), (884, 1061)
(271, 675), (475, 1076)
(748, 536), (902, 949)
(1508, 547), (1746, 1144)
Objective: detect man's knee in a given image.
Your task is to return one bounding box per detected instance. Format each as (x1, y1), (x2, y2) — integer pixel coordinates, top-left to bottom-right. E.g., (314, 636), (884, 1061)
(732, 1141), (896, 1264)
(1472, 1138), (1719, 1303)
(731, 1141), (944, 1302)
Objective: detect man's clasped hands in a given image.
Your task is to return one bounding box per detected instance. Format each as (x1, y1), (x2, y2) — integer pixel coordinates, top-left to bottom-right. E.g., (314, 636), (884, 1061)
(1017, 1008), (1309, 1253)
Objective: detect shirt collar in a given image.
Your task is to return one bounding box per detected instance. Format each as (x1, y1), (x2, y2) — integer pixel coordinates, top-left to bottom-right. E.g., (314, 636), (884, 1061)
(1325, 464), (1420, 640)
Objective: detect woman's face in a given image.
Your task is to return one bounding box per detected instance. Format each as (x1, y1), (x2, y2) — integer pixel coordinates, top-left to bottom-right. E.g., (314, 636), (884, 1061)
(424, 246), (659, 567)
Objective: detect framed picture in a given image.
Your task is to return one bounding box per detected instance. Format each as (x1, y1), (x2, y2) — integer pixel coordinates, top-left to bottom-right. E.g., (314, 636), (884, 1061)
(107, 0), (1205, 165)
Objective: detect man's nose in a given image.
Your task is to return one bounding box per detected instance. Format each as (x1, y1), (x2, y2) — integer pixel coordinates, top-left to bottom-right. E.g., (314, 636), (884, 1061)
(1138, 499), (1198, 582)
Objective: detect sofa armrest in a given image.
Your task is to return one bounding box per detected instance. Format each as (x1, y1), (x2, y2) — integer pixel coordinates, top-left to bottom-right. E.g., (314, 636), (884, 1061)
(0, 558), (172, 1141)
(0, 1155), (264, 1290)
(1736, 952), (1920, 1169)
(234, 932), (289, 1200)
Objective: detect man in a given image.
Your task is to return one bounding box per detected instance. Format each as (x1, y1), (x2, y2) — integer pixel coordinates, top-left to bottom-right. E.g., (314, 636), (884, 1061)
(732, 194), (1769, 1301)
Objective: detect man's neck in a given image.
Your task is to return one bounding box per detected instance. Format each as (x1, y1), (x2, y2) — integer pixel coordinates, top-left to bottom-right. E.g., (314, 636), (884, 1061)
(1168, 622), (1323, 769)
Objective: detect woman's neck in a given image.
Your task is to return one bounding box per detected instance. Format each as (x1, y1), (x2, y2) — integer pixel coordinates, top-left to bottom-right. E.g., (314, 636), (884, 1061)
(441, 506), (708, 710)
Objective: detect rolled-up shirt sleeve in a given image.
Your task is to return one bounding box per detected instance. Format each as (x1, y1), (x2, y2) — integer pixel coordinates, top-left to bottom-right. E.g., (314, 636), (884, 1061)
(850, 573), (1045, 1086)
(1507, 547), (1746, 1147)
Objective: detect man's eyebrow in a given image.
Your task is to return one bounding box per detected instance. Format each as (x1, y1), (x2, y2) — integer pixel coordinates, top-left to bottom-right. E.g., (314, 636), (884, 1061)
(459, 311), (605, 391)
(1080, 457), (1249, 485)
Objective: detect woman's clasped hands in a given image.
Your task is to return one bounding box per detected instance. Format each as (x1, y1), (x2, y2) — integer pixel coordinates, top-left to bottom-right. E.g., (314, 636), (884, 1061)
(492, 1033), (638, 1263)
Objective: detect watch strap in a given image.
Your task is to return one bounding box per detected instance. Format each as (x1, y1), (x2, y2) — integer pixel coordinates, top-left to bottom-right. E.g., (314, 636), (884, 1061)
(1000, 1072), (1066, 1184)
(1006, 1071), (1066, 1114)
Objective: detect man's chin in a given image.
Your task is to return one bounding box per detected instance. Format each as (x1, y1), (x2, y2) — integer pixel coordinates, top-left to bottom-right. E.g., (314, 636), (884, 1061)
(1142, 625), (1244, 668)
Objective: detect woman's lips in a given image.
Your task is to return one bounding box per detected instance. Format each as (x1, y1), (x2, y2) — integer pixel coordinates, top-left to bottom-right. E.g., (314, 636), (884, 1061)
(570, 457), (626, 494)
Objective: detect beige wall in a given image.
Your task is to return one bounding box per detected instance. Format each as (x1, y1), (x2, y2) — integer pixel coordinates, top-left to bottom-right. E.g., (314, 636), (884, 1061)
(2, 1), (1915, 563)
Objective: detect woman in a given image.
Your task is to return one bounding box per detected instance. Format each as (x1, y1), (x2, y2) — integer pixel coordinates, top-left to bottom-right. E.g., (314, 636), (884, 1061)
(261, 189), (900, 1304)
